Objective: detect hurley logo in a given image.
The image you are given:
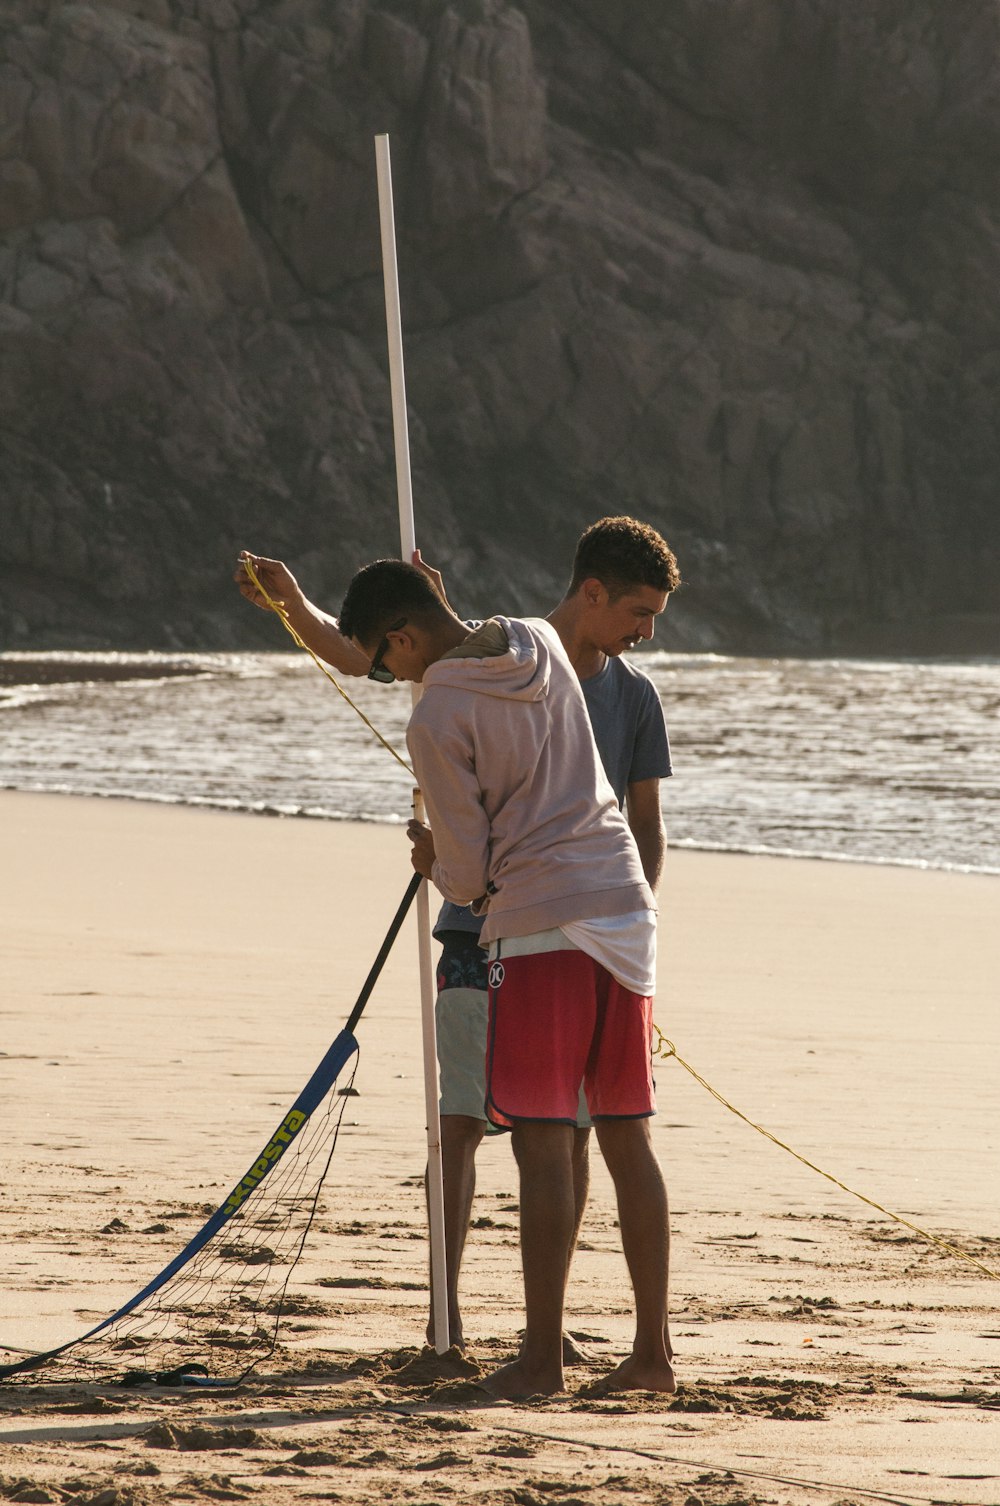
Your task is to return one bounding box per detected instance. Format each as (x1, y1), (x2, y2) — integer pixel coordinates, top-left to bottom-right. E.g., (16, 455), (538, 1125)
(488, 960), (505, 990)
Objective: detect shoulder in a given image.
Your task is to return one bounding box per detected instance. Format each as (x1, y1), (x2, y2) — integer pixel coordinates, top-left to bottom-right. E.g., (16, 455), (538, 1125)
(514, 616), (581, 688)
(513, 615), (565, 657)
(605, 654), (661, 707)
(609, 658), (669, 746)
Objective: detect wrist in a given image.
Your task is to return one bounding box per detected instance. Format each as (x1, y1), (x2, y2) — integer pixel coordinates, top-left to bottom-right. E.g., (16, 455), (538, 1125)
(281, 589), (312, 624)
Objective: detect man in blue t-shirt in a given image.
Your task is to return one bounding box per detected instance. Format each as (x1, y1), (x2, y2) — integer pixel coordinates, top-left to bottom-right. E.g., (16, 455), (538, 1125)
(429, 517), (679, 1355)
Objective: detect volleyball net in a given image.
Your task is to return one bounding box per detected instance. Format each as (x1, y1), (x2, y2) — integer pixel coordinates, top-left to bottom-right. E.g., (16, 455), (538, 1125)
(0, 874), (421, 1387)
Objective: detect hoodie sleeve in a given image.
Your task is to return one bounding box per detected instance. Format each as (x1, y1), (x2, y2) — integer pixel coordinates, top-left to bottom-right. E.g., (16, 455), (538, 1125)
(407, 709), (491, 907)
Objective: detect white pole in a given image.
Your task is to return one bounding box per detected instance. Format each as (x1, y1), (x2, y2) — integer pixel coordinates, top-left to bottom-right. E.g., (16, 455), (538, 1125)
(374, 133), (450, 1356)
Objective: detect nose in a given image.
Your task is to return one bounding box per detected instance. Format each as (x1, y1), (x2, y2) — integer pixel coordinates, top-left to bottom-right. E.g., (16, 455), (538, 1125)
(638, 616), (654, 642)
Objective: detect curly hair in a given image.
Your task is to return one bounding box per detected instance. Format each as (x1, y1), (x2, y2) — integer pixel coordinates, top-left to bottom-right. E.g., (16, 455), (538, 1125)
(568, 516), (681, 598)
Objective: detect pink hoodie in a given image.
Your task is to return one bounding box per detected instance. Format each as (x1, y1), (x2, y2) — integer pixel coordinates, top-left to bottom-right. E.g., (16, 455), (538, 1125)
(406, 617), (654, 943)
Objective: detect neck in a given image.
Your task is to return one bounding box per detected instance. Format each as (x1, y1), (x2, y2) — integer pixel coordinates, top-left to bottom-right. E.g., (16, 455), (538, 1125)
(547, 598), (606, 679)
(423, 611), (475, 665)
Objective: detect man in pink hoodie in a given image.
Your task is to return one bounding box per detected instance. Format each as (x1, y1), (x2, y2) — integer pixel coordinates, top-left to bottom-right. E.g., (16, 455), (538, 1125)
(338, 560), (674, 1399)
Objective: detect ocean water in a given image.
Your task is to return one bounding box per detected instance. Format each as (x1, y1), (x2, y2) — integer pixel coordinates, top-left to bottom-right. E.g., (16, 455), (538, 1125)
(0, 650), (997, 875)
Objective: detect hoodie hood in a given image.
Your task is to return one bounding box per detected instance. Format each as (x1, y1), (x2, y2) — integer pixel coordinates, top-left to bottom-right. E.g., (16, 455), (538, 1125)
(423, 616), (554, 703)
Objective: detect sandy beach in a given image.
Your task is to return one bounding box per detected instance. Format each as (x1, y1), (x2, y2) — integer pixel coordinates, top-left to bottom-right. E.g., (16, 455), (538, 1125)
(1, 790), (998, 1506)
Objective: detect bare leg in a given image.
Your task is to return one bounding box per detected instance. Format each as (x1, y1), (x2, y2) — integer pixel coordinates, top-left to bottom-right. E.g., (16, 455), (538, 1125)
(425, 1113), (485, 1351)
(593, 1117), (675, 1392)
(561, 1125), (592, 1364)
(570, 1125), (591, 1256)
(482, 1121), (574, 1398)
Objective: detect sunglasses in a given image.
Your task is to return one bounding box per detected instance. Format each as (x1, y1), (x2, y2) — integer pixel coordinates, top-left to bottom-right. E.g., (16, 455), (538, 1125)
(367, 618), (407, 683)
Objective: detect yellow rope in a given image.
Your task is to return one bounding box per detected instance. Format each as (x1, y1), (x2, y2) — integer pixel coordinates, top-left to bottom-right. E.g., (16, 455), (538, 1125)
(242, 557), (413, 776)
(653, 1028), (999, 1281)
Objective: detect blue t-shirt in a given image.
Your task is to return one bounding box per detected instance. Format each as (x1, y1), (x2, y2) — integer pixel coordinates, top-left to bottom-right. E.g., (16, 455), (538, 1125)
(433, 652), (671, 938)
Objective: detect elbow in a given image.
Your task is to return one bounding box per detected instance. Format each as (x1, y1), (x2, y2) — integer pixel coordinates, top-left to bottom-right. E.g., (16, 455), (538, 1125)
(432, 859), (487, 907)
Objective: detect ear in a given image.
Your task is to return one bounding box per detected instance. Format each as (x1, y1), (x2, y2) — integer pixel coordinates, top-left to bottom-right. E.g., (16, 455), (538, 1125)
(391, 625), (418, 653)
(580, 576), (608, 608)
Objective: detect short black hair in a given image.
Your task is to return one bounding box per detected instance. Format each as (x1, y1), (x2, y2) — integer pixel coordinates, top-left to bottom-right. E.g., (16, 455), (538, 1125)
(568, 516), (681, 598)
(338, 559), (447, 647)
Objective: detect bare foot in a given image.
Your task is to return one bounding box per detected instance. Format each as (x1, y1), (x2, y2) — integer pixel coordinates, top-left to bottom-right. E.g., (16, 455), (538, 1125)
(519, 1329), (594, 1366)
(603, 1352), (676, 1394)
(481, 1356), (565, 1399)
(562, 1332), (593, 1365)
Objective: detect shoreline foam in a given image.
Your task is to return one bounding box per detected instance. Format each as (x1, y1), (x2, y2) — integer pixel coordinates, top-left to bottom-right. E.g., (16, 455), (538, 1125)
(3, 650), (998, 873)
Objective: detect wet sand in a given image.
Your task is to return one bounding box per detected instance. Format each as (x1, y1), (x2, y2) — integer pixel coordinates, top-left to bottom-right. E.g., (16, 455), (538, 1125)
(1, 791), (997, 1506)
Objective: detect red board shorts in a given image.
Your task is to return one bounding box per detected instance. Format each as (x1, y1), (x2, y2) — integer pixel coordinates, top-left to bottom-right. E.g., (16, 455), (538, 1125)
(485, 942), (655, 1129)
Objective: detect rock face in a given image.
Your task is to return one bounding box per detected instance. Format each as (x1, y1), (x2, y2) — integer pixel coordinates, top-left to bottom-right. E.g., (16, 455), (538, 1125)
(1, 0), (999, 653)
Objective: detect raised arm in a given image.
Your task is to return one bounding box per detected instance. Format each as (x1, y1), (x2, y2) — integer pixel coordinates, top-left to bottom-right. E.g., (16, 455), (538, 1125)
(234, 551), (369, 677)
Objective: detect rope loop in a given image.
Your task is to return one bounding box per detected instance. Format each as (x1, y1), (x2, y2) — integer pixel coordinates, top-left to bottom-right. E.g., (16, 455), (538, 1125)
(652, 1026), (676, 1061)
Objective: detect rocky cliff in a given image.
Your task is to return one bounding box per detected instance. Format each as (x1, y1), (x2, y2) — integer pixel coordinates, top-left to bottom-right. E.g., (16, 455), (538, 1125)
(2, 0), (999, 653)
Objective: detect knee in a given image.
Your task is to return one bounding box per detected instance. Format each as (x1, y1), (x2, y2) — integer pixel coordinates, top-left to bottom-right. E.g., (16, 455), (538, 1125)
(512, 1121), (575, 1172)
(596, 1119), (659, 1176)
(441, 1116), (486, 1156)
